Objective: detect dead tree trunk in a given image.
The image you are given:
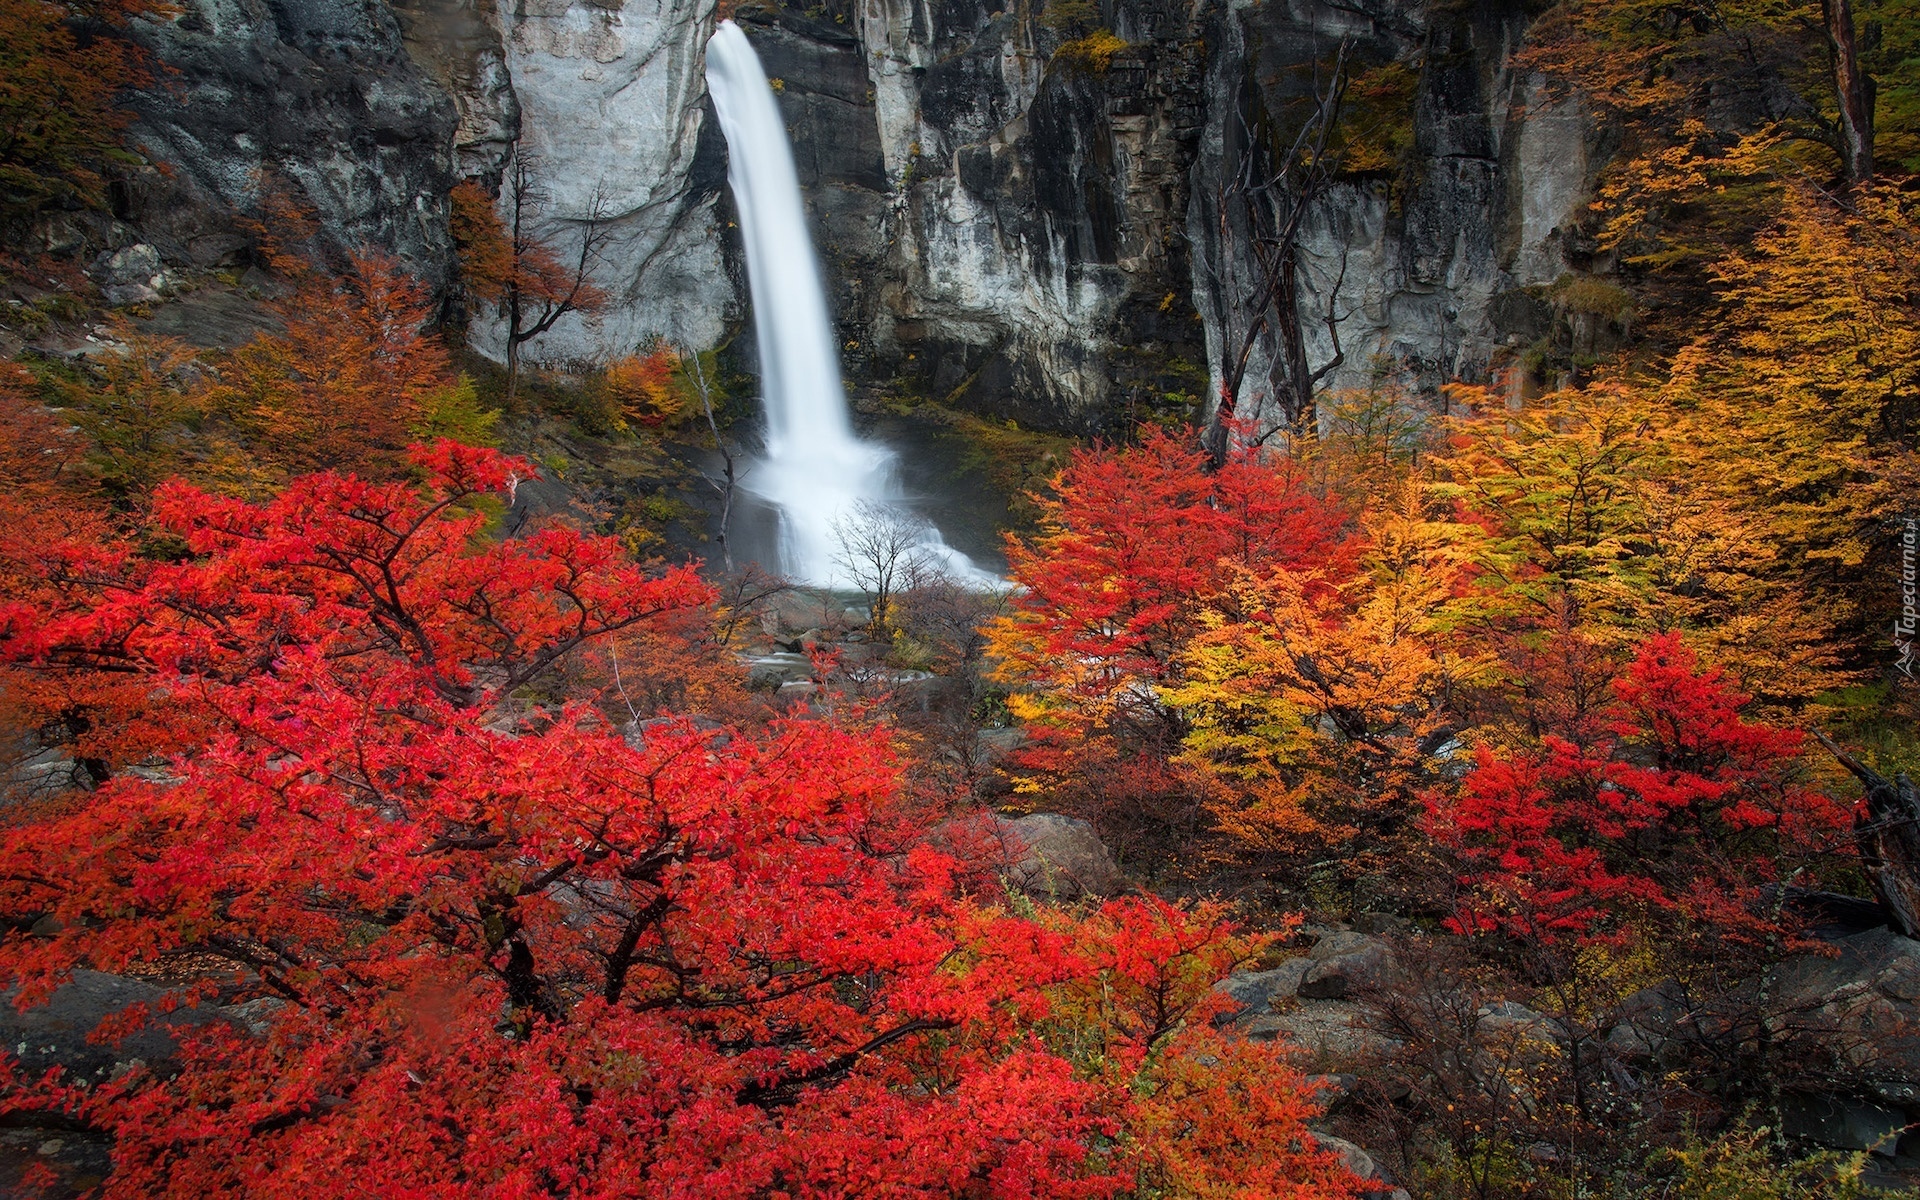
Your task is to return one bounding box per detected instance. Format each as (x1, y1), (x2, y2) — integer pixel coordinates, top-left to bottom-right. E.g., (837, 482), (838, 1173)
(1202, 37), (1354, 467)
(686, 349), (738, 574)
(1818, 731), (1920, 936)
(1822, 0), (1875, 186)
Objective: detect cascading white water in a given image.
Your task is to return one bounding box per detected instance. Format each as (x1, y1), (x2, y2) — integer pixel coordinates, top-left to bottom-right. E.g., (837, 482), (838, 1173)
(704, 20), (990, 588)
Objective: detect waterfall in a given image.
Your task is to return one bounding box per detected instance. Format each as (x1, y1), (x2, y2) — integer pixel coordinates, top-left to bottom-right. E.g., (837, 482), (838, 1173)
(704, 20), (989, 588)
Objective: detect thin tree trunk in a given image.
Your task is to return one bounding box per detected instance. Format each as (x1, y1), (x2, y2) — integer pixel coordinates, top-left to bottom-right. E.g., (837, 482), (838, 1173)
(689, 350), (736, 573)
(1823, 0), (1875, 185)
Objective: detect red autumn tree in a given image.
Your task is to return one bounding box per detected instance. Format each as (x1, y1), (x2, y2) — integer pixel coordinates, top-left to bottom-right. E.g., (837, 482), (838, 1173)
(0, 442), (1359, 1198)
(0, 364), (199, 799)
(985, 427), (1355, 855)
(1426, 633), (1850, 951)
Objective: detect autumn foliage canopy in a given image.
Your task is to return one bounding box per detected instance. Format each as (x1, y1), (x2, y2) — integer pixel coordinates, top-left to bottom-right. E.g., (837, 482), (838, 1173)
(0, 440), (1358, 1198)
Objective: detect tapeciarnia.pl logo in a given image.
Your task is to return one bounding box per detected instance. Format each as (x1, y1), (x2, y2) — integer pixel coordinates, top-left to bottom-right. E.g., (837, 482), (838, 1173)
(1898, 517), (1917, 679)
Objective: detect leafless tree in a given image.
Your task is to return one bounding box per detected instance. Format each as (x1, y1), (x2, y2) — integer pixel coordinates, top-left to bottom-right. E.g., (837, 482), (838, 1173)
(1818, 731), (1919, 935)
(832, 500), (939, 637)
(1200, 36), (1357, 465)
(501, 152), (612, 409)
(893, 577), (1012, 792)
(1822, 0), (1874, 186)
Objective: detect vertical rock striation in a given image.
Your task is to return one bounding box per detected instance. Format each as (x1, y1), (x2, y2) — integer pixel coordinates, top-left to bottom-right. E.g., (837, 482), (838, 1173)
(122, 0), (460, 281)
(1189, 0), (1594, 431)
(465, 0), (734, 362)
(114, 0), (1602, 433)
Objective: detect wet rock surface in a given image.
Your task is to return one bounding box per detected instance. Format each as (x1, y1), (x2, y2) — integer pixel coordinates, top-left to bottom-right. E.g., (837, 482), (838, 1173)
(1211, 923), (1920, 1179)
(124, 0), (459, 280)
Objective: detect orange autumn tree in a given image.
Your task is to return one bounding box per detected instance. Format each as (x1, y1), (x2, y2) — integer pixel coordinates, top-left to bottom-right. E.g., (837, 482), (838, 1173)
(1518, 0), (1887, 290)
(603, 342), (687, 428)
(1166, 477), (1491, 857)
(451, 160), (609, 408)
(0, 0), (153, 227)
(207, 249), (454, 479)
(0, 442), (1360, 1198)
(1663, 182), (1920, 656)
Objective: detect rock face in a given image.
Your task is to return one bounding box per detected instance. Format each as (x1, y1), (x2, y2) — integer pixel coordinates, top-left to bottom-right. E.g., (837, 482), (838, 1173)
(1189, 0), (1596, 432)
(849, 0), (1209, 430)
(482, 0), (1593, 430)
(465, 0), (735, 361)
(122, 0), (460, 280)
(993, 812), (1128, 898)
(111, 0), (1599, 432)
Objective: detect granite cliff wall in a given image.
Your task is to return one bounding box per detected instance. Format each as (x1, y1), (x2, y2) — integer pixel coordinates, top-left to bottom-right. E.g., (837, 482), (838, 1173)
(108, 0), (1602, 434)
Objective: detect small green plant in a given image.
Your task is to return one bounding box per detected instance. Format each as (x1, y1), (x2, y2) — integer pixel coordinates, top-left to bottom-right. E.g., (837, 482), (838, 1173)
(410, 374), (501, 447)
(1643, 1131), (1894, 1200)
(1552, 273), (1635, 321)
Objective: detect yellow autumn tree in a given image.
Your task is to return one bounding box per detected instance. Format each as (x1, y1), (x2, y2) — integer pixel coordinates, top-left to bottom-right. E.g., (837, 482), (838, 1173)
(1429, 381), (1847, 709)
(1165, 477), (1491, 856)
(1663, 182), (1920, 659)
(603, 344), (687, 428)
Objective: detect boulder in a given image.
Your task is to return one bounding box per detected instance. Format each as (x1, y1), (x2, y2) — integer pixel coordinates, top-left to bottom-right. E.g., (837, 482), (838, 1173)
(1604, 982), (1687, 1060)
(1304, 1072), (1360, 1113)
(1240, 997), (1403, 1064)
(1313, 1133), (1411, 1200)
(133, 281), (283, 351)
(1352, 911), (1411, 936)
(998, 813), (1126, 898)
(221, 996), (289, 1038)
(1300, 932), (1396, 1000)
(102, 283), (161, 308)
(1769, 927), (1920, 1087)
(1214, 958), (1311, 1023)
(1477, 1000), (1565, 1046)
(0, 970), (224, 1083)
(0, 1127), (114, 1199)
(1781, 1092), (1909, 1155)
(97, 243), (163, 289)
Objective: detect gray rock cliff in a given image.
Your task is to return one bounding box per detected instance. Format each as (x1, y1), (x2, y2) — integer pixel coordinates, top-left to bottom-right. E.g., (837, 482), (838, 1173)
(111, 0), (1602, 432)
(121, 0), (460, 281)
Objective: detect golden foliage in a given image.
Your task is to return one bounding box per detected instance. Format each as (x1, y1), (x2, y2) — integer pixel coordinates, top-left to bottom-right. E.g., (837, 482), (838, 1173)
(1167, 478), (1492, 852)
(603, 344), (687, 428)
(1053, 29), (1127, 75)
(206, 251), (453, 479)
